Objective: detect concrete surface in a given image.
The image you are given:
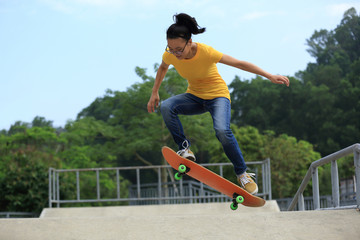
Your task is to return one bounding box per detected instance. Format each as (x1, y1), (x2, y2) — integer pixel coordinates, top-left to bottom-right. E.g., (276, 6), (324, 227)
(39, 200), (280, 218)
(0, 201), (359, 240)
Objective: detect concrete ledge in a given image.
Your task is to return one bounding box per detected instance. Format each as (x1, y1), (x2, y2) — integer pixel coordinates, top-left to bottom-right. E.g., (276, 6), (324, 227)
(40, 200), (280, 219)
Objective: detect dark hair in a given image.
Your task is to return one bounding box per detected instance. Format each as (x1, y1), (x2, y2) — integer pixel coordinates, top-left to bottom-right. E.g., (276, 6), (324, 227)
(166, 13), (206, 40)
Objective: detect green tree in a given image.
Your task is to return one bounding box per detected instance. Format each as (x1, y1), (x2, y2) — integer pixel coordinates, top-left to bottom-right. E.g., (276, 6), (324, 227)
(7, 121), (30, 136)
(230, 8), (360, 156)
(59, 117), (130, 206)
(229, 76), (292, 133)
(32, 116), (53, 128)
(261, 132), (321, 198)
(0, 125), (63, 213)
(299, 7), (360, 155)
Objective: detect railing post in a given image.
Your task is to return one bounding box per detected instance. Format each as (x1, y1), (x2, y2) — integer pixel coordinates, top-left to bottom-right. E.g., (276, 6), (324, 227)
(56, 172), (60, 208)
(188, 181), (192, 204)
(298, 193), (305, 211)
(52, 171), (56, 206)
(331, 160), (340, 208)
(158, 167), (162, 204)
(76, 171), (80, 201)
(136, 168), (141, 199)
(96, 170), (100, 200)
(262, 161), (266, 199)
(48, 168), (52, 208)
(200, 182), (204, 203)
(219, 165), (223, 177)
(267, 158), (272, 200)
(116, 169), (120, 199)
(312, 167), (320, 210)
(354, 146), (360, 209)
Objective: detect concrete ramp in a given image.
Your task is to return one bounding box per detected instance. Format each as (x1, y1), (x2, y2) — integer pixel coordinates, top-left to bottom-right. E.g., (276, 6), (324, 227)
(39, 200), (280, 218)
(0, 201), (359, 240)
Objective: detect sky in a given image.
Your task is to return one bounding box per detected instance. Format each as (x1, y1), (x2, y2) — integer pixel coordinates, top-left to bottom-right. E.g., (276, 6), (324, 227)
(1, 0), (359, 130)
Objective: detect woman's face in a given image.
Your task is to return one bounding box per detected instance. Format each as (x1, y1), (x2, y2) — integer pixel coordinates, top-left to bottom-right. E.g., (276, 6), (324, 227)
(166, 38), (191, 60)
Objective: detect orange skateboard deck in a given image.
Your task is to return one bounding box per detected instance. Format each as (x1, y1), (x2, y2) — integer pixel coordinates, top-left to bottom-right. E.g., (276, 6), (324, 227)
(162, 146), (266, 209)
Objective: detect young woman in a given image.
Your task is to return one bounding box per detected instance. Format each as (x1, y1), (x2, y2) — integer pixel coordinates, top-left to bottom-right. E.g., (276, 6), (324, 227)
(147, 13), (289, 194)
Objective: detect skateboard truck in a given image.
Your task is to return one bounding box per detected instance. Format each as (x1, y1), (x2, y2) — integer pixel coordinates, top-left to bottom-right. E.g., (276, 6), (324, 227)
(230, 193), (245, 210)
(174, 164), (190, 180)
(175, 164), (245, 211)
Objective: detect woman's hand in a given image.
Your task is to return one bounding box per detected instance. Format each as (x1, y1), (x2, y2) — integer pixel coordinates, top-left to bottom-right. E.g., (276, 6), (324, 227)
(147, 92), (160, 113)
(268, 75), (290, 87)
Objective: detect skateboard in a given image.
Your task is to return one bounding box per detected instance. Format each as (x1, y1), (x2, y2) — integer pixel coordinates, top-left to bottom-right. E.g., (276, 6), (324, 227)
(162, 146), (266, 210)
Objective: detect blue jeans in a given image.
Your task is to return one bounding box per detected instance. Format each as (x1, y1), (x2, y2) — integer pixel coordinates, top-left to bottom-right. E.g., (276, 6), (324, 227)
(160, 93), (247, 175)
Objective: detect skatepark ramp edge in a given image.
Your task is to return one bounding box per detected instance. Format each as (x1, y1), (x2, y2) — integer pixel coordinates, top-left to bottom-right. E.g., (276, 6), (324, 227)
(1, 201), (359, 240)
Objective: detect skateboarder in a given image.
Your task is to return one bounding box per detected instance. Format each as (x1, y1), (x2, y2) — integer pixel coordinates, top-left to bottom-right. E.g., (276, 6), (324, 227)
(147, 13), (289, 195)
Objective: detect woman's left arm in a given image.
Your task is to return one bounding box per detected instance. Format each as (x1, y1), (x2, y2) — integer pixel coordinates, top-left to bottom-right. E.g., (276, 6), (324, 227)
(219, 54), (290, 87)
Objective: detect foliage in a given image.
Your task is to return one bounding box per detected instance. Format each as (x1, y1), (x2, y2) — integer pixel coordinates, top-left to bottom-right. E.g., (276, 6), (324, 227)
(230, 8), (360, 156)
(0, 126), (63, 213)
(261, 132), (321, 198)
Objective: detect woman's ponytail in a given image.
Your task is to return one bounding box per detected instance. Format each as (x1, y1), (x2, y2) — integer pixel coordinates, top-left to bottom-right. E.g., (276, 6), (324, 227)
(167, 13), (206, 40)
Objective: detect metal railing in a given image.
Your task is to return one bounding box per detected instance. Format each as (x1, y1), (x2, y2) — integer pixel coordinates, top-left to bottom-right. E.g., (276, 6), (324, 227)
(288, 143), (360, 211)
(277, 194), (357, 211)
(128, 180), (230, 205)
(0, 212), (38, 218)
(49, 158), (271, 208)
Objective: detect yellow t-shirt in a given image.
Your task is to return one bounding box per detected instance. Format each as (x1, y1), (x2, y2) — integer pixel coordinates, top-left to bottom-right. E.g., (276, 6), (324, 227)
(162, 43), (230, 100)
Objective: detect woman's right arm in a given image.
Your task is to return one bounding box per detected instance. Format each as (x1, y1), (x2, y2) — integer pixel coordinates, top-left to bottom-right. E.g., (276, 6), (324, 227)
(147, 61), (169, 113)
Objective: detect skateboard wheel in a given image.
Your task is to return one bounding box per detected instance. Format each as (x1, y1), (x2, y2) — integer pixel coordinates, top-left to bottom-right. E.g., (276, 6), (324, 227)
(178, 164), (187, 173)
(174, 172), (183, 180)
(230, 203), (238, 210)
(236, 195), (244, 204)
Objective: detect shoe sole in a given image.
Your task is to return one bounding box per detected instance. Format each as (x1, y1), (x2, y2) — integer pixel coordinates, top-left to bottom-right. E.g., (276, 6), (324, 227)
(249, 186), (259, 195)
(185, 156), (196, 161)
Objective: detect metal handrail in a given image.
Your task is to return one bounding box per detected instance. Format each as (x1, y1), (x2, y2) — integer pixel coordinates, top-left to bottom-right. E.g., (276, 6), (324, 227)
(49, 159), (271, 208)
(0, 212), (37, 218)
(287, 143), (360, 211)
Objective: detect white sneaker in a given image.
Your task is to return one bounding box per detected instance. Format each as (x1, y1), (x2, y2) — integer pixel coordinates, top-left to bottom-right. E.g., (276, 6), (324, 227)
(177, 148), (196, 161)
(237, 172), (258, 195)
(177, 140), (196, 161)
